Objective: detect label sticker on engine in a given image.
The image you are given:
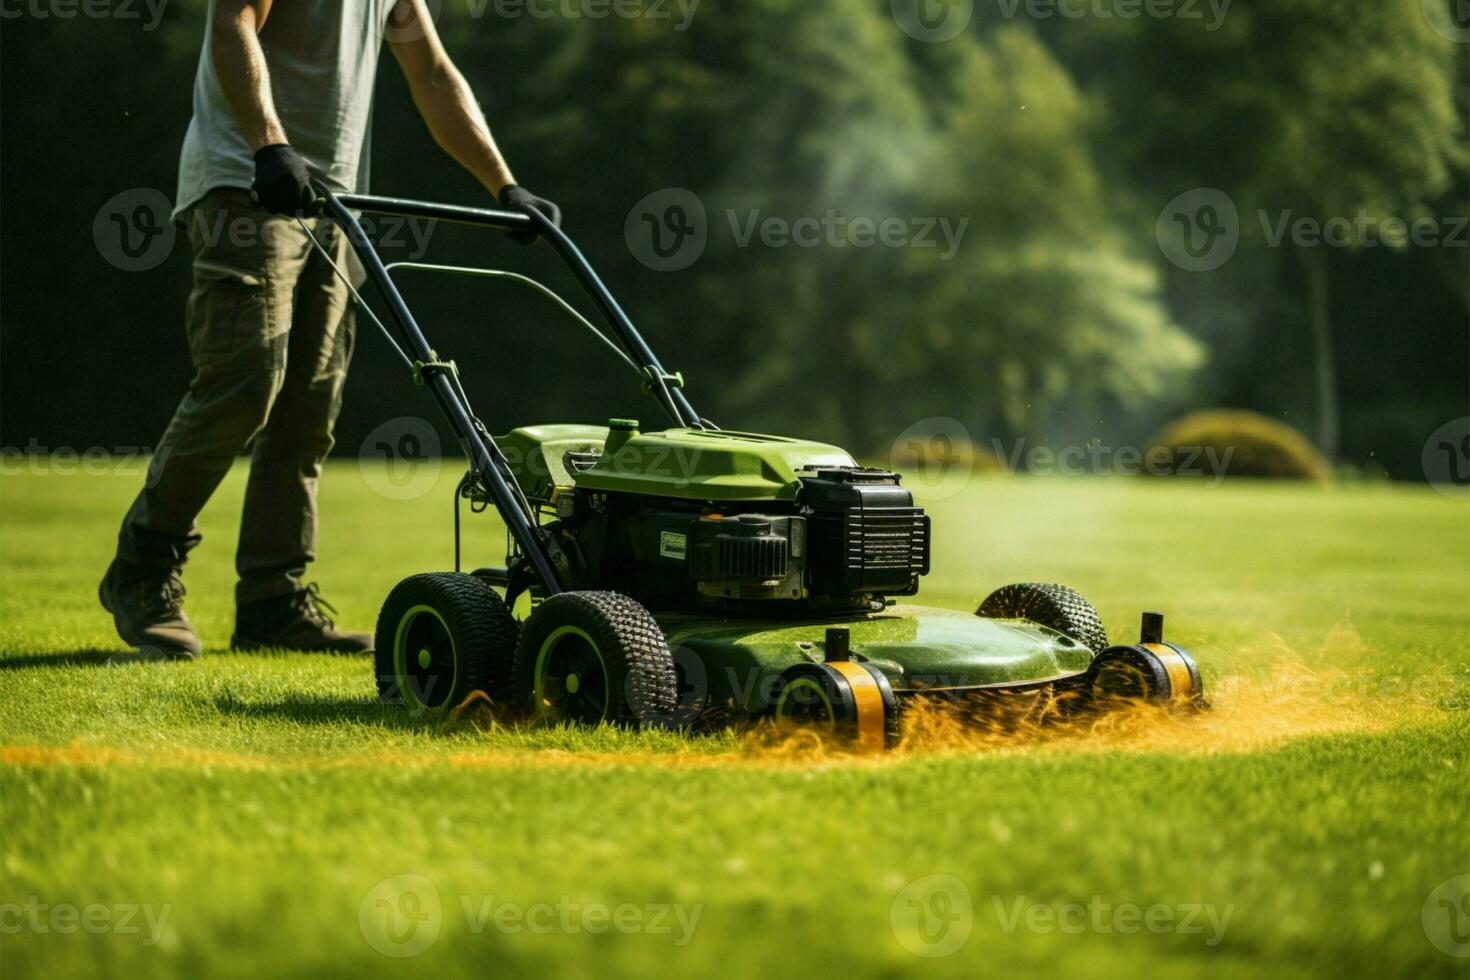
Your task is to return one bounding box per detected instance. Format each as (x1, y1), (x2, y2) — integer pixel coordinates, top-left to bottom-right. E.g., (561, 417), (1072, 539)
(659, 531), (687, 560)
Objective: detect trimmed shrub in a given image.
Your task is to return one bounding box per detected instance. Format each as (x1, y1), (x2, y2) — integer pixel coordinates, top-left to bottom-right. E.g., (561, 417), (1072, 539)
(1145, 410), (1330, 480)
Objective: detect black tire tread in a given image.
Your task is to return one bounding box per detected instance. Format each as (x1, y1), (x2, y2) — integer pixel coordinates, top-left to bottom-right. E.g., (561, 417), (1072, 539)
(977, 582), (1109, 655)
(374, 572), (521, 708)
(512, 591), (678, 726)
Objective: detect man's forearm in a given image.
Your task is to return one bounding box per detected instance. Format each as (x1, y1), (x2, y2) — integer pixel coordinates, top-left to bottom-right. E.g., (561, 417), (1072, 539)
(210, 0), (287, 151)
(407, 62), (515, 197)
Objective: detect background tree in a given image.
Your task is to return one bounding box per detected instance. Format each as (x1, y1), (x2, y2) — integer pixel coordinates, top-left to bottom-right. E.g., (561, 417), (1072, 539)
(0, 0), (1463, 477)
(1054, 0), (1465, 457)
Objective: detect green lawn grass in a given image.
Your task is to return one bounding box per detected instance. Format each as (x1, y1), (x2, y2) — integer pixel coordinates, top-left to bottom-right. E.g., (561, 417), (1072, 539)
(1, 461), (1467, 979)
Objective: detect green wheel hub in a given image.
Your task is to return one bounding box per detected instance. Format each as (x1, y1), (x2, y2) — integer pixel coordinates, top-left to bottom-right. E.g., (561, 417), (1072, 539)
(534, 626), (611, 724)
(394, 604), (458, 710)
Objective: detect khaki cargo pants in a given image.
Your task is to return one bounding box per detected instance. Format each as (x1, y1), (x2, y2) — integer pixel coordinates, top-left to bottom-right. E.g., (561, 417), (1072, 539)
(117, 187), (362, 604)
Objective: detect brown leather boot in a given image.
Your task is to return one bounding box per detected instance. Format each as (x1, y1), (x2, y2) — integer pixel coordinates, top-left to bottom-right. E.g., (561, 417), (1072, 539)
(232, 583), (373, 654)
(99, 559), (202, 661)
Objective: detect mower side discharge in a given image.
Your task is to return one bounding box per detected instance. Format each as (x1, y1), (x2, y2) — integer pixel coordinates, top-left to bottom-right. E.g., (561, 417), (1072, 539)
(314, 188), (1207, 750)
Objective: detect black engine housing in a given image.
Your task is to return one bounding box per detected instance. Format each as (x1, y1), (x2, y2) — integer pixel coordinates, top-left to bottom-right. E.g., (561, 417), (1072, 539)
(560, 466), (930, 610)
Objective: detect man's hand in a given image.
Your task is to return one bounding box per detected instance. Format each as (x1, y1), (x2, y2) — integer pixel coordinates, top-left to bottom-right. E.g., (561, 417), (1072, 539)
(251, 144), (315, 215)
(499, 185), (561, 243)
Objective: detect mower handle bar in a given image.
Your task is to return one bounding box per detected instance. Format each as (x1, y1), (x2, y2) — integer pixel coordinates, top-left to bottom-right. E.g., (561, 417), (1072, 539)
(332, 191), (702, 430)
(318, 185), (707, 596)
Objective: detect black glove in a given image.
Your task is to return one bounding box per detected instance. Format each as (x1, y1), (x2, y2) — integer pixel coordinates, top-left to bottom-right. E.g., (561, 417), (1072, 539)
(251, 143), (316, 216)
(498, 184), (561, 243)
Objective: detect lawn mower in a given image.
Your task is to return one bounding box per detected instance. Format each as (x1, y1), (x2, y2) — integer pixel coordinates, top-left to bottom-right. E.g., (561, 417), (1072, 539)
(310, 186), (1206, 748)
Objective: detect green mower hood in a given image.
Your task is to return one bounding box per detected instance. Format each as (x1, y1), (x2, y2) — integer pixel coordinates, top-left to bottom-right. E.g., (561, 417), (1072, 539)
(498, 423), (856, 501)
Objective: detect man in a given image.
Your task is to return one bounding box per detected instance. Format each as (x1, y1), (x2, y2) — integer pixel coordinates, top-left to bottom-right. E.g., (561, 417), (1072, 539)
(100, 0), (559, 659)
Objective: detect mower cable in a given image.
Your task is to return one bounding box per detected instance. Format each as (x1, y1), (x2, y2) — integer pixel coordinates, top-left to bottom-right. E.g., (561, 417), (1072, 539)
(295, 217), (416, 374)
(382, 262), (642, 375)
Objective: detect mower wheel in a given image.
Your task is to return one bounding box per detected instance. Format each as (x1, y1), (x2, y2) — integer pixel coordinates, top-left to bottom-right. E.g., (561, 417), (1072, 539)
(513, 591), (678, 727)
(1088, 642), (1206, 711)
(977, 582), (1109, 655)
(771, 662), (899, 752)
(375, 573), (520, 714)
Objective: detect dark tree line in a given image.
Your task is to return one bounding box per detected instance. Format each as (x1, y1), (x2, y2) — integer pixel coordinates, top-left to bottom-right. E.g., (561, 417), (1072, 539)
(1, 0), (1464, 479)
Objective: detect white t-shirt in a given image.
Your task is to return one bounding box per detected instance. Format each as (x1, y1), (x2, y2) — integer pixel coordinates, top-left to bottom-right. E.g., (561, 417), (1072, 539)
(174, 0), (397, 221)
